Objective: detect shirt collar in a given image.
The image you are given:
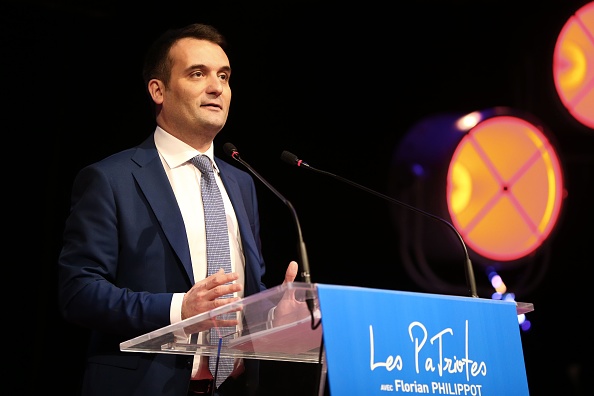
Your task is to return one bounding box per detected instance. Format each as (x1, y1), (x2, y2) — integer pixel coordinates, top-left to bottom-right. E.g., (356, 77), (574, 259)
(154, 126), (218, 171)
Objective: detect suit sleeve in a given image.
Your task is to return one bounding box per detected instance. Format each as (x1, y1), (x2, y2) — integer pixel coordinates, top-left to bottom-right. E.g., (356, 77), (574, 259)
(58, 164), (174, 339)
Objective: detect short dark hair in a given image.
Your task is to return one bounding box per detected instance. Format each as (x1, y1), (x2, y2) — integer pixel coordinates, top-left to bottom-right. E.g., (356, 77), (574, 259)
(142, 23), (228, 89)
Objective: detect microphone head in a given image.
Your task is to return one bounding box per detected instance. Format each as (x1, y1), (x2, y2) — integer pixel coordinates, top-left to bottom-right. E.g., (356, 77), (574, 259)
(280, 150), (299, 166)
(223, 142), (239, 159)
(281, 150), (311, 168)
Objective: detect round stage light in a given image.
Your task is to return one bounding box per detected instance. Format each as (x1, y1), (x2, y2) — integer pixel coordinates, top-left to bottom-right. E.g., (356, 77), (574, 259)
(390, 108), (566, 295)
(553, 1), (594, 130)
(446, 114), (565, 262)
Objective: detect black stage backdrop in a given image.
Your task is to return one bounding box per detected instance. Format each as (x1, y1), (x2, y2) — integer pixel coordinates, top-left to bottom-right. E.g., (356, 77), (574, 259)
(17, 0), (593, 395)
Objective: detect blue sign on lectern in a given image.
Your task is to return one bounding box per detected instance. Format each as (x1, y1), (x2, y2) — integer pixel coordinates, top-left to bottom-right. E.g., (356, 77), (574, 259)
(316, 284), (529, 395)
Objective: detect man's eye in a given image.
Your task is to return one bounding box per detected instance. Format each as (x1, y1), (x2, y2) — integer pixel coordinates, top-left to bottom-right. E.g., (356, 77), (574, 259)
(191, 71), (204, 78)
(218, 74), (229, 81)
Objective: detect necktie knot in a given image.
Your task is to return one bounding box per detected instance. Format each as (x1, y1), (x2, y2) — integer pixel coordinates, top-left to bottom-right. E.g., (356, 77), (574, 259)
(192, 155), (214, 179)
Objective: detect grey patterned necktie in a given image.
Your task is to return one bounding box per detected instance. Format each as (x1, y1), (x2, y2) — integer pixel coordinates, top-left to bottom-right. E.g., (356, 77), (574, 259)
(191, 154), (235, 389)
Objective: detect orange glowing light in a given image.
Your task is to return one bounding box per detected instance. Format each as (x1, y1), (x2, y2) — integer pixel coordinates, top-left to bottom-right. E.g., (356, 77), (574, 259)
(447, 116), (564, 261)
(553, 1), (594, 129)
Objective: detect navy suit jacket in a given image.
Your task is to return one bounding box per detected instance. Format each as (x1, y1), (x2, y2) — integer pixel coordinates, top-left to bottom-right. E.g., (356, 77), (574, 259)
(58, 135), (267, 396)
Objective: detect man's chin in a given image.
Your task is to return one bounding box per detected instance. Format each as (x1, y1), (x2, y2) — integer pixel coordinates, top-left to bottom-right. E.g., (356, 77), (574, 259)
(200, 115), (227, 133)
(192, 122), (224, 137)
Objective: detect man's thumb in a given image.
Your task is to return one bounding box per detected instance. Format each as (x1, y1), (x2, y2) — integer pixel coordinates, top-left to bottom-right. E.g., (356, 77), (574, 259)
(284, 261), (299, 283)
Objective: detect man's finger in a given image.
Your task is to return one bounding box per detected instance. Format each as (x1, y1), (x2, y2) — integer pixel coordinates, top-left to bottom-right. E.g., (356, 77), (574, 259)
(284, 261), (298, 283)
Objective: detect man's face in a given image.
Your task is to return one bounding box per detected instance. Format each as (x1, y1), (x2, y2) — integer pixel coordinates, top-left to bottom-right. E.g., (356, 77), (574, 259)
(158, 37), (232, 140)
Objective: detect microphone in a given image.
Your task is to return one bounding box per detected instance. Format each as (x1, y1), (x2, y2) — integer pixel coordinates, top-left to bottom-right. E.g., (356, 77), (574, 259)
(280, 150), (479, 298)
(225, 144), (322, 396)
(223, 143), (313, 287)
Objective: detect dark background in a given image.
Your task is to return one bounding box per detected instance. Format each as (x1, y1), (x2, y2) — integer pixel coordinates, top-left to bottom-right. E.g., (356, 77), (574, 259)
(18, 0), (592, 394)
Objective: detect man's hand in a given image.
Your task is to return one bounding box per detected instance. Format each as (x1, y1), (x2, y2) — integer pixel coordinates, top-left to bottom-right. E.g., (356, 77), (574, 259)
(273, 261), (312, 327)
(181, 268), (242, 320)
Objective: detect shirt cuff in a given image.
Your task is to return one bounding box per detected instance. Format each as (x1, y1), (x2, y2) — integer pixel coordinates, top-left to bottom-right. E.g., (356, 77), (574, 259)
(170, 292), (185, 324)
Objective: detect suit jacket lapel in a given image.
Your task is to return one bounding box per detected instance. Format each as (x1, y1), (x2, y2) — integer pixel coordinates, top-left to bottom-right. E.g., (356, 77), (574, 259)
(131, 138), (194, 284)
(220, 169), (258, 257)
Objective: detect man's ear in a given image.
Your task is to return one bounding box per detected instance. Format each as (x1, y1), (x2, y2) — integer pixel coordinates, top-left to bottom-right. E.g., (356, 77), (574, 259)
(148, 79), (164, 104)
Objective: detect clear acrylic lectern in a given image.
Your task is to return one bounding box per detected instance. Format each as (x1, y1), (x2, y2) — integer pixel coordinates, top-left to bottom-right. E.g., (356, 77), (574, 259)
(120, 282), (324, 364)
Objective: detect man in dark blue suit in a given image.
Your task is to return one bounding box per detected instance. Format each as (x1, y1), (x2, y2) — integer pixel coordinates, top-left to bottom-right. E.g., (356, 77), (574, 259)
(58, 23), (300, 396)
